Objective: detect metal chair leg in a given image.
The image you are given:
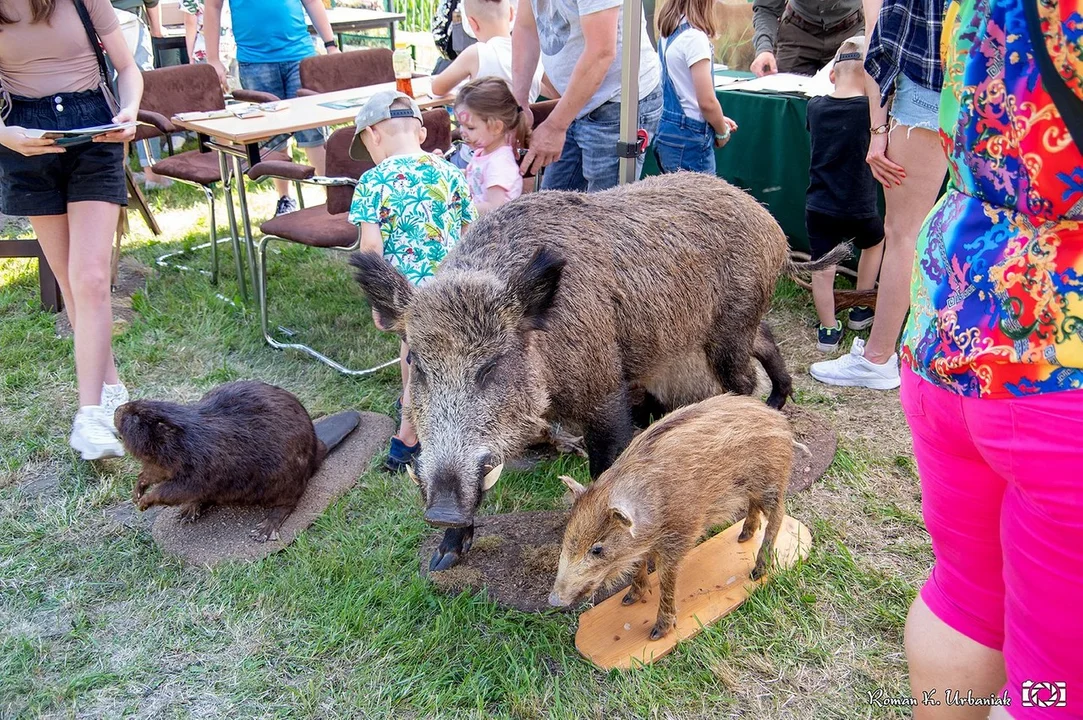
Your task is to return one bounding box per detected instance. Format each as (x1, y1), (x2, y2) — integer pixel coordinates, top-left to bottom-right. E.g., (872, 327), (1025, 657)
(294, 180), (305, 210)
(257, 235), (397, 377)
(155, 183), (235, 286)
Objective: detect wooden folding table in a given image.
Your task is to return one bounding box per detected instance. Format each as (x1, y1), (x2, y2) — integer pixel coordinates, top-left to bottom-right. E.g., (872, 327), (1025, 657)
(170, 78), (453, 301)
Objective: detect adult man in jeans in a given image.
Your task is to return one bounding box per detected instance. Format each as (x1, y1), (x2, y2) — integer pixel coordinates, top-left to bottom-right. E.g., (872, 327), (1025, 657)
(751, 0), (863, 76)
(512, 0), (662, 192)
(203, 0), (339, 215)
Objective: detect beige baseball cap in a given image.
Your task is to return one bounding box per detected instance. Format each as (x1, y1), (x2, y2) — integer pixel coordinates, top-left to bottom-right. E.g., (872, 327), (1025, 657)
(349, 90), (424, 161)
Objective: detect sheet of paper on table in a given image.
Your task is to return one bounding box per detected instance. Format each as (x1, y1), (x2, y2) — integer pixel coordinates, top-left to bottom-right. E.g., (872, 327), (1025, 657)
(724, 72), (833, 97)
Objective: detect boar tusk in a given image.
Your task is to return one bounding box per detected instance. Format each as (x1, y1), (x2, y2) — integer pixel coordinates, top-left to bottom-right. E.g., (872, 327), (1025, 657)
(406, 464), (420, 486)
(481, 463), (504, 491)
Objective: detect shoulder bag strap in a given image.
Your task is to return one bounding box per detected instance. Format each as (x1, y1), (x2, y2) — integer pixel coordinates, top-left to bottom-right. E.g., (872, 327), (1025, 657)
(71, 0), (121, 112)
(1024, 0), (1083, 152)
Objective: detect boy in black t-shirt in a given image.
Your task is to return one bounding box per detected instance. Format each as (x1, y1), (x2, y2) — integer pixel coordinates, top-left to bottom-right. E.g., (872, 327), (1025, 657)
(805, 39), (884, 352)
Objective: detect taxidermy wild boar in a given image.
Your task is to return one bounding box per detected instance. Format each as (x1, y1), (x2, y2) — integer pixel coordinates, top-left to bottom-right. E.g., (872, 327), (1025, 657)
(351, 172), (839, 571)
(548, 394), (794, 640)
(118, 381), (327, 541)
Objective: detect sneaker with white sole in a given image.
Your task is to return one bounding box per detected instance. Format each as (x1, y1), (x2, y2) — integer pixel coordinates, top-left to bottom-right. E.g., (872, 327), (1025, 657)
(809, 337), (901, 389)
(70, 406), (125, 460)
(100, 382), (130, 431)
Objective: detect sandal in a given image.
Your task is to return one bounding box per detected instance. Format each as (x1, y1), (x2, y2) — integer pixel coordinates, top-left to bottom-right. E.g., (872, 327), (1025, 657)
(385, 436), (421, 474)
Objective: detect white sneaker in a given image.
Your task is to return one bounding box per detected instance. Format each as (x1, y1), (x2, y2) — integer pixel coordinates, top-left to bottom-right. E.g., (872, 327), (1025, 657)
(100, 382), (129, 431)
(70, 406), (125, 460)
(809, 337), (901, 390)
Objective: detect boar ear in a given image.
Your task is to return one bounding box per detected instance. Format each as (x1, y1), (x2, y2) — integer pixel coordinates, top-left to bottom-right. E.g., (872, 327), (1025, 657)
(350, 251), (413, 334)
(559, 474), (587, 499)
(608, 498), (641, 538)
(509, 247), (564, 332)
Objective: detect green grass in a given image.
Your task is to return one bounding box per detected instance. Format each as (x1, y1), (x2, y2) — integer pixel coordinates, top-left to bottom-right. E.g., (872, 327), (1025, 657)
(0, 179), (927, 718)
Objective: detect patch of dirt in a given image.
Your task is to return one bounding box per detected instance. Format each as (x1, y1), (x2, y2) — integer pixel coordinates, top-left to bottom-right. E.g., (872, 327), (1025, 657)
(55, 257), (152, 338)
(13, 461), (61, 496)
(151, 412), (393, 567)
(104, 501), (162, 530)
(420, 510), (620, 613)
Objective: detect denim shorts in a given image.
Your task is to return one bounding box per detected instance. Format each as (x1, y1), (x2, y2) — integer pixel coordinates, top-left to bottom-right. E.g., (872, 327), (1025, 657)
(889, 73), (940, 132)
(541, 85), (663, 193)
(0, 90), (127, 216)
(238, 60), (328, 150)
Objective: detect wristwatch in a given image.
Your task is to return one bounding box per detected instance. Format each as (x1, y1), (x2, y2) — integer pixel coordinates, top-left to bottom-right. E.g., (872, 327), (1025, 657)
(871, 123), (890, 135)
(324, 39), (337, 49)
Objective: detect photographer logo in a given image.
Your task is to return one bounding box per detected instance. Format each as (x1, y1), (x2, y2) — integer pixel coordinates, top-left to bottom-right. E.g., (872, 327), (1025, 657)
(1021, 681), (1067, 708)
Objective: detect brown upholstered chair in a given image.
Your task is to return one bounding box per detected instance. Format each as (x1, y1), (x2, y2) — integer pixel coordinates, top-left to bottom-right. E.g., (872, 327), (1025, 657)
(251, 109), (452, 374)
(137, 64), (291, 287)
(297, 48), (395, 96)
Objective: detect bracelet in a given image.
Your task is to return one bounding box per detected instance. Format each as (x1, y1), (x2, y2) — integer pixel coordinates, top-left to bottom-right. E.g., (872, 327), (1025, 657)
(324, 39), (337, 49)
(871, 123), (889, 135)
(715, 126), (731, 144)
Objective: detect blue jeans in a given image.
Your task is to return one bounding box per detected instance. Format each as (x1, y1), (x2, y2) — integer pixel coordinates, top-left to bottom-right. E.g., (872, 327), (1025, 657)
(238, 60), (327, 150)
(654, 114), (715, 174)
(890, 74), (940, 131)
(541, 85), (663, 192)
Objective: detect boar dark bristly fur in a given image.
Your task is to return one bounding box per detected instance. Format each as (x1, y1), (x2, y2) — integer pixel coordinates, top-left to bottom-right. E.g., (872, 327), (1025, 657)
(351, 172), (803, 571)
(548, 394), (793, 641)
(116, 381), (327, 541)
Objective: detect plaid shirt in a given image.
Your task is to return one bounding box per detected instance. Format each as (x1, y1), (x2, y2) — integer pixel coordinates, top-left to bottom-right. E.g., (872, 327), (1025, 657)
(864, 0), (944, 107)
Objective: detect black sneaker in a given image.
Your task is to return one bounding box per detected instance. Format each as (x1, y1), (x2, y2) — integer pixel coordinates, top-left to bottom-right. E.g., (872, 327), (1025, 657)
(816, 321), (843, 353)
(275, 196), (298, 216)
(848, 305), (875, 330)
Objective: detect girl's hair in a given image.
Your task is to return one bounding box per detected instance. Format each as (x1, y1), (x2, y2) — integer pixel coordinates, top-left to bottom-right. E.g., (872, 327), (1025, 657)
(455, 77), (531, 152)
(656, 0), (717, 39)
(0, 0), (56, 24)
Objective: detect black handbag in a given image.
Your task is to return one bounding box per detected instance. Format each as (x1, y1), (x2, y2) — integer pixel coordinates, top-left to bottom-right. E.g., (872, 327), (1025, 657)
(1024, 0), (1083, 152)
(72, 0), (122, 115)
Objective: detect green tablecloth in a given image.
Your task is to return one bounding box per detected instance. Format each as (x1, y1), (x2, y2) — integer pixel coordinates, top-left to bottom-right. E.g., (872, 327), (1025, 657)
(643, 72), (814, 253)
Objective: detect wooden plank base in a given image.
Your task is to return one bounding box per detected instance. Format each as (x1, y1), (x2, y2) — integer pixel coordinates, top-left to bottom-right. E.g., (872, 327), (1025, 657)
(575, 515), (812, 670)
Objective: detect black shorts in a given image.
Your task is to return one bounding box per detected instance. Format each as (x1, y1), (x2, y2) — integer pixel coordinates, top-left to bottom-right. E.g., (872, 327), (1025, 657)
(805, 208), (884, 261)
(0, 89), (127, 217)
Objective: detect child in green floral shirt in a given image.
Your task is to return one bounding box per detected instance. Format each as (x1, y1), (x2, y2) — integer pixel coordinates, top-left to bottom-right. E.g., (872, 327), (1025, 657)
(348, 90), (476, 471)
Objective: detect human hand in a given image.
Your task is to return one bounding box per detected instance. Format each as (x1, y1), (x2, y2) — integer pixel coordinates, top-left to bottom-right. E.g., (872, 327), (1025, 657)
(751, 51), (778, 77)
(715, 117), (738, 147)
(326, 44), (341, 55)
(866, 131), (906, 187)
(209, 59), (229, 91)
(520, 117), (564, 176)
(0, 126), (65, 156)
(95, 108), (138, 143)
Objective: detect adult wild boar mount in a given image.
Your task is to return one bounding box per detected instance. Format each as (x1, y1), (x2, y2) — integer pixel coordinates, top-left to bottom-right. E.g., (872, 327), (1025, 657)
(352, 172), (834, 571)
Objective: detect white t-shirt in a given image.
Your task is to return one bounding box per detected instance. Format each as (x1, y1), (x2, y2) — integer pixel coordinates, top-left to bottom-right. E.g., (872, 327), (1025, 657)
(659, 21), (713, 122)
(474, 36), (544, 102)
(529, 0), (661, 117)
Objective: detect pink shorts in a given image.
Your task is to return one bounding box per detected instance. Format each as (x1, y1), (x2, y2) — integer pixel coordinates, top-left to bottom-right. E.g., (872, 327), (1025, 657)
(901, 367), (1083, 718)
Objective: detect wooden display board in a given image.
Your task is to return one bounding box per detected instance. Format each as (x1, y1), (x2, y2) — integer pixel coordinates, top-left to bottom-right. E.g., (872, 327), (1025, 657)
(575, 515), (812, 670)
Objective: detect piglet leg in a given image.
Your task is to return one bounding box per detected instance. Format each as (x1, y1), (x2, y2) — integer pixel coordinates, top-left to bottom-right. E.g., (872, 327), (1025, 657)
(429, 525), (474, 572)
(650, 559), (680, 641)
(622, 559), (650, 605)
(751, 490), (785, 580)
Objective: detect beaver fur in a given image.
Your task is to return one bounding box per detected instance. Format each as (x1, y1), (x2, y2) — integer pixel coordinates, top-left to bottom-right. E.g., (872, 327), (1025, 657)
(117, 381), (327, 541)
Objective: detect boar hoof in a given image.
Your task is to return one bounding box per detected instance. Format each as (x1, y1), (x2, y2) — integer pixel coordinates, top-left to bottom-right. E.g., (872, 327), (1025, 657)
(750, 561), (768, 581)
(622, 588), (641, 606)
(429, 526), (475, 572)
(649, 619), (675, 641)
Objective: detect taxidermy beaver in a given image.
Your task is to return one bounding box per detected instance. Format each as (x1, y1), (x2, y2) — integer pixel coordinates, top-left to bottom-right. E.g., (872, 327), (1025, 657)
(117, 381), (327, 541)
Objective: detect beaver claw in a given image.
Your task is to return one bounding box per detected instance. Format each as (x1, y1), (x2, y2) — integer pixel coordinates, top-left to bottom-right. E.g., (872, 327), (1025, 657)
(429, 526), (474, 572)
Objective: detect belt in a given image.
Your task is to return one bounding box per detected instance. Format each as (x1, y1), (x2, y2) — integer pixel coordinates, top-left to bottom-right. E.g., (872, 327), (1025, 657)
(782, 6), (862, 34)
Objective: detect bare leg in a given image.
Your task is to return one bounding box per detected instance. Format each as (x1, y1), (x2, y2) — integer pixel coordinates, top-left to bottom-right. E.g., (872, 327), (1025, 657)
(863, 125), (946, 365)
(273, 177), (291, 199)
(906, 596), (1006, 718)
(855, 242), (884, 291)
(622, 558), (650, 605)
(812, 265), (838, 328)
(303, 144), (327, 175)
(397, 341), (418, 446)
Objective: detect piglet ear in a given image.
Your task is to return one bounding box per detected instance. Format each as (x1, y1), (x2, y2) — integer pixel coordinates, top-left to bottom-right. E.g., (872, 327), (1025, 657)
(508, 246), (564, 332)
(349, 251), (414, 335)
(608, 498), (640, 538)
(559, 474), (587, 499)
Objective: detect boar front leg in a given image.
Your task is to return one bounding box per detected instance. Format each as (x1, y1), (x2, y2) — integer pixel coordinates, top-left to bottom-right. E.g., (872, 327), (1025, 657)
(429, 525), (475, 572)
(751, 488), (786, 580)
(650, 557), (682, 641)
(622, 557), (651, 605)
(583, 387), (635, 478)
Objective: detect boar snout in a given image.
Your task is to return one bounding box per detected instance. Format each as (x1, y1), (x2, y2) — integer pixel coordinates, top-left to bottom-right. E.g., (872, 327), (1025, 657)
(547, 590), (569, 607)
(421, 454), (501, 528)
(423, 501), (471, 528)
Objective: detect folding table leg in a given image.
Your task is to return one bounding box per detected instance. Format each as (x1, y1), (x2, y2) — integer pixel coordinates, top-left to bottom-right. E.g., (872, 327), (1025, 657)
(218, 150), (248, 302)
